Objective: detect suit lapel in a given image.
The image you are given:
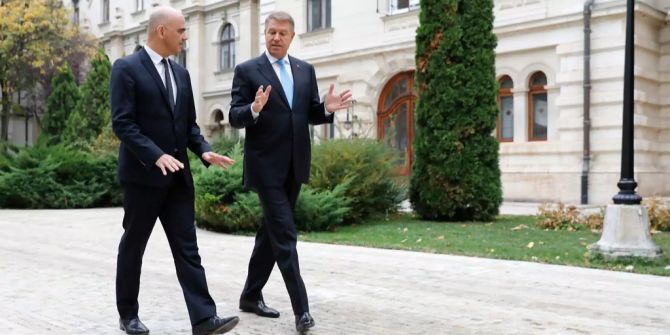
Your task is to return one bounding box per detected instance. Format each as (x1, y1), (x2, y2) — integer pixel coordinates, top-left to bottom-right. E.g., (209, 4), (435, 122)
(256, 55), (291, 110)
(289, 55), (304, 111)
(139, 48), (173, 116)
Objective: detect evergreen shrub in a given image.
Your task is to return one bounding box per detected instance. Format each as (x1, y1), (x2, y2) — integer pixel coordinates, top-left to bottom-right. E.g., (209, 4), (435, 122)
(410, 0), (502, 221)
(309, 139), (403, 222)
(0, 144), (120, 208)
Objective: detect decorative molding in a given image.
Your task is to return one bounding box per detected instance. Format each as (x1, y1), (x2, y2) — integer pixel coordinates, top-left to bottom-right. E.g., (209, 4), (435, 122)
(299, 27), (334, 38)
(496, 0), (543, 11)
(130, 9), (146, 17)
(303, 37), (330, 48)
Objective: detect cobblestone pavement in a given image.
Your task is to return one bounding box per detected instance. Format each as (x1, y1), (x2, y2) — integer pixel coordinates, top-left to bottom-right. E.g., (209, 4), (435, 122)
(1, 208), (669, 335)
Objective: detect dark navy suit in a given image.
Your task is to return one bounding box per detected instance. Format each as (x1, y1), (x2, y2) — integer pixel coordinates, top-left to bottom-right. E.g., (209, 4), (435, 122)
(229, 53), (333, 315)
(110, 47), (216, 326)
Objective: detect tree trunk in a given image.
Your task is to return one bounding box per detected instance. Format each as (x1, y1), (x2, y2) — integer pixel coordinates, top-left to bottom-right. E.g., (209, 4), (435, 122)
(1, 85), (10, 142)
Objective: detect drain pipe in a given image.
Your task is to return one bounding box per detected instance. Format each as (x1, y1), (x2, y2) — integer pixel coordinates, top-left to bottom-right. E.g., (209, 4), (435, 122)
(581, 0), (595, 204)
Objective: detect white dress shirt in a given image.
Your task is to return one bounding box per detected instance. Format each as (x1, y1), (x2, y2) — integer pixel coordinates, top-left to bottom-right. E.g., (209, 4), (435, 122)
(144, 45), (177, 105)
(250, 50), (330, 119)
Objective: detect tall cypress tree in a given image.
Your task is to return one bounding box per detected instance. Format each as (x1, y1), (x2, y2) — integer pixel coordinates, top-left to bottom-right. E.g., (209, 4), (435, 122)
(410, 0), (501, 221)
(63, 48), (112, 144)
(42, 64), (80, 144)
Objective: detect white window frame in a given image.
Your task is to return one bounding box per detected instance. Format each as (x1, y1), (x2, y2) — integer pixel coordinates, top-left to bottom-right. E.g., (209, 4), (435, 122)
(219, 24), (236, 71)
(389, 0), (420, 15)
(102, 0), (110, 23)
(307, 0), (331, 32)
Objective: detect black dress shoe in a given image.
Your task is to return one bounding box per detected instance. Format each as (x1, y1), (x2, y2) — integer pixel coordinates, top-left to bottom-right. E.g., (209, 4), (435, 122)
(239, 298), (280, 318)
(192, 315), (239, 335)
(295, 312), (315, 333)
(119, 317), (149, 335)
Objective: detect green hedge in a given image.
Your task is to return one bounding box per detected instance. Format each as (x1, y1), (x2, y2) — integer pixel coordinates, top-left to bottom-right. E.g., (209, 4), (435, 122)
(310, 139), (403, 222)
(0, 144), (121, 208)
(194, 139), (401, 232)
(194, 144), (352, 232)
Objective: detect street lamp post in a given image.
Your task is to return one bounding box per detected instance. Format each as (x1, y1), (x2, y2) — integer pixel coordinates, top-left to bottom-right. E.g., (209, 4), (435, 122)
(589, 0), (661, 260)
(342, 100), (357, 138)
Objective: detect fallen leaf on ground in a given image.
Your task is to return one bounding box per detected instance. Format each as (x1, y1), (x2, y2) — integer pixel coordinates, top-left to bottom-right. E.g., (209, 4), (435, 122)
(511, 224), (528, 231)
(436, 235), (445, 240)
(527, 242), (535, 248)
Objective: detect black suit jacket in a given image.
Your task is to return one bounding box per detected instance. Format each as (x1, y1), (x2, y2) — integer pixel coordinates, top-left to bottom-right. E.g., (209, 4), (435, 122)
(110, 48), (212, 188)
(229, 54), (333, 188)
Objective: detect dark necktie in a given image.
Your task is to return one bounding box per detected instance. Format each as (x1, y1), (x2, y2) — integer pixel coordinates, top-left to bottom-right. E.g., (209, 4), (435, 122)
(161, 58), (175, 111)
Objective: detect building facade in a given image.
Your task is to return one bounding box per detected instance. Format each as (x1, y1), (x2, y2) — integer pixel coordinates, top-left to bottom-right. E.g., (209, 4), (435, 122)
(75, 0), (670, 204)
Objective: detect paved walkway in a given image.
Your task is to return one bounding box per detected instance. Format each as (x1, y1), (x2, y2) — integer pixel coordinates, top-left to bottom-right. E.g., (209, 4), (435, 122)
(1, 208), (669, 334)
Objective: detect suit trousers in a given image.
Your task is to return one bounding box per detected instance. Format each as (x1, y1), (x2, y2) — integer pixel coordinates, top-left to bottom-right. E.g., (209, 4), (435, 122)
(116, 174), (216, 325)
(241, 171), (309, 315)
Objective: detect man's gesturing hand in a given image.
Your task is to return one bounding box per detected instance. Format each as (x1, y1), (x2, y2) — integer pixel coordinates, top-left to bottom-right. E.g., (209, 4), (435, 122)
(324, 84), (353, 113)
(251, 85), (272, 113)
(155, 154), (185, 176)
(202, 152), (236, 169)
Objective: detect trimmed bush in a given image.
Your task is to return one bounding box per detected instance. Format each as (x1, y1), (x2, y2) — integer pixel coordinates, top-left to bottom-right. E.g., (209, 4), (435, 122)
(211, 135), (242, 156)
(410, 0), (502, 221)
(194, 145), (254, 231)
(0, 144), (121, 208)
(309, 139), (403, 222)
(295, 183), (351, 231)
(196, 191), (262, 232)
(195, 143), (354, 232)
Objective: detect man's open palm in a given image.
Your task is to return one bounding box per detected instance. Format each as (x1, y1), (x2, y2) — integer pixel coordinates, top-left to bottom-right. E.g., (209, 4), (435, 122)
(324, 84), (353, 113)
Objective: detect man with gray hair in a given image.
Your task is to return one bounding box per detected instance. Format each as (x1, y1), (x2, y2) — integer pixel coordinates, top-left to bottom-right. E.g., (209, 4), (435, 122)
(229, 10), (352, 333)
(110, 6), (238, 335)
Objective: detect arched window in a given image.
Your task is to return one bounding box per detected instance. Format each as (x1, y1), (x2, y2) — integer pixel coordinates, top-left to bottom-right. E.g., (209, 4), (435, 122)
(213, 109), (224, 125)
(497, 75), (514, 142)
(378, 71), (416, 176)
(528, 71), (548, 141)
(219, 24), (235, 71)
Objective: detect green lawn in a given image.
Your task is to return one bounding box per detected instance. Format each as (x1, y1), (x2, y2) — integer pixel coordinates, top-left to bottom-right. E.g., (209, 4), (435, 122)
(300, 214), (670, 276)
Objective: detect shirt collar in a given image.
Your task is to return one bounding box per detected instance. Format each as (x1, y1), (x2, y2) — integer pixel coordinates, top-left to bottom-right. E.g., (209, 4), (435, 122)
(265, 49), (289, 66)
(144, 44), (165, 66)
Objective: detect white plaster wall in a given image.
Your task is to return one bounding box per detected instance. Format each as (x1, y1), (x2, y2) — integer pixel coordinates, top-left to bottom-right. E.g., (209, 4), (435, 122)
(75, 0), (670, 204)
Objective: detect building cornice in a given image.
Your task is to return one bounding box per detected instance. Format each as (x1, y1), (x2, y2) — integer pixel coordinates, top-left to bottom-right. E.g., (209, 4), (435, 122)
(182, 0), (237, 16)
(494, 2), (666, 36)
(302, 40), (415, 65)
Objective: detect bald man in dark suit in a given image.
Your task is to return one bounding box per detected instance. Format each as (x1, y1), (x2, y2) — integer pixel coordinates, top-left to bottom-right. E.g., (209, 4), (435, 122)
(110, 6), (238, 335)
